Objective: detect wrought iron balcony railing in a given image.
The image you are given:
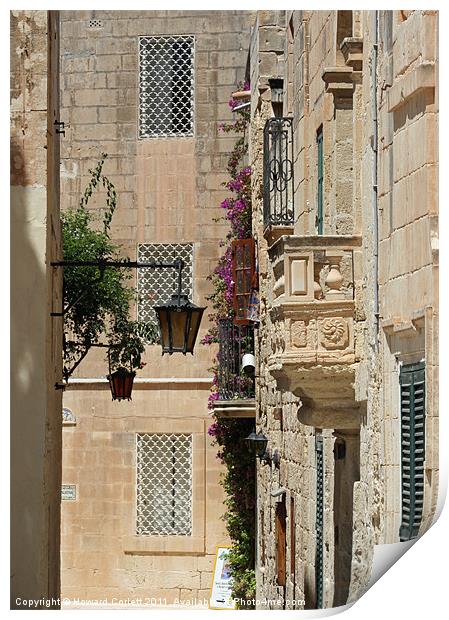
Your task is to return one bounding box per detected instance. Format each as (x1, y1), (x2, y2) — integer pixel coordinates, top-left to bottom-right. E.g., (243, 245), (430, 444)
(263, 117), (294, 229)
(217, 319), (255, 400)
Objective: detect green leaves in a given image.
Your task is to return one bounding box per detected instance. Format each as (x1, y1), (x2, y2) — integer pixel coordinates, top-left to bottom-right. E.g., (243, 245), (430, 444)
(62, 154), (158, 379)
(210, 417), (256, 607)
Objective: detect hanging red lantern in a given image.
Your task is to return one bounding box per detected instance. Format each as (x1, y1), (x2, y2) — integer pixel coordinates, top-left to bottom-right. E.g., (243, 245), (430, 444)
(107, 367), (136, 401)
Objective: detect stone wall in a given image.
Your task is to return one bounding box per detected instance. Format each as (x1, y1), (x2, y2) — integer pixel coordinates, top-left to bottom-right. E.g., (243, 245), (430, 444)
(376, 10), (439, 543)
(250, 9), (438, 610)
(10, 10), (63, 608)
(250, 10), (369, 609)
(61, 385), (222, 602)
(59, 10), (255, 604)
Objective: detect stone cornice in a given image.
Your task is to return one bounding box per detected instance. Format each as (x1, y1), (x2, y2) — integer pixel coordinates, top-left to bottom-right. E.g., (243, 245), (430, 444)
(340, 37), (363, 71)
(268, 234), (362, 257)
(387, 61), (435, 112)
(269, 298), (355, 319)
(322, 66), (361, 101)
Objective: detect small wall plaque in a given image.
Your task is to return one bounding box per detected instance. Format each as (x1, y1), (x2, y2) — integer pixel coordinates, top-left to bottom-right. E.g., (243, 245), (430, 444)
(62, 408), (76, 426)
(62, 484), (77, 501)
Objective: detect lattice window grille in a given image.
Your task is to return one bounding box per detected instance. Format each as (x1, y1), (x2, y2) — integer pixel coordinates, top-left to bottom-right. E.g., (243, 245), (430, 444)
(88, 19), (103, 29)
(139, 35), (195, 138)
(137, 243), (194, 324)
(136, 433), (192, 536)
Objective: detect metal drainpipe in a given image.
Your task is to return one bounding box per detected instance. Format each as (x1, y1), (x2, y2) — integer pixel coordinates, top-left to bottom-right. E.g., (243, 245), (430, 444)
(372, 10), (380, 349)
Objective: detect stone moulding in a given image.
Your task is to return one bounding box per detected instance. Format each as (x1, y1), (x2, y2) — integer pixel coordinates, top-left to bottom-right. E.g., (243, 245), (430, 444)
(322, 66), (362, 102)
(387, 61), (435, 113)
(212, 399), (256, 419)
(264, 223), (295, 246)
(381, 308), (428, 337)
(340, 37), (363, 71)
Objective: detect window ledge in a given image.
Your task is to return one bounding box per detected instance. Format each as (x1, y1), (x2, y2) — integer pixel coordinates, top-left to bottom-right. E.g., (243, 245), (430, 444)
(387, 62), (435, 112)
(123, 535), (205, 555)
(212, 399), (256, 418)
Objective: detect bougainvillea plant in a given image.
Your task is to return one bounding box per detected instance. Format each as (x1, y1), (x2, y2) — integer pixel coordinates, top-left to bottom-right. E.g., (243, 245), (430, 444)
(202, 82), (257, 608)
(201, 81), (252, 353)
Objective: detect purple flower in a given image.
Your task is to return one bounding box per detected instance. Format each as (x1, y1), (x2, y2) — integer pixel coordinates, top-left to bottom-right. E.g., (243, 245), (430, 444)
(208, 391), (220, 410)
(208, 422), (219, 436)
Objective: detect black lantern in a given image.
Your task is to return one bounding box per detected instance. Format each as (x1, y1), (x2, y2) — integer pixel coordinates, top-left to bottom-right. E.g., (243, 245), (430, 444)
(268, 77), (284, 102)
(107, 366), (136, 401)
(245, 430), (269, 460)
(268, 77), (284, 117)
(155, 294), (206, 355)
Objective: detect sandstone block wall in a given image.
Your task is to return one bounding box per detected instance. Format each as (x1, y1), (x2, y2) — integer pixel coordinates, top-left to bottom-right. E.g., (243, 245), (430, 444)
(376, 10), (439, 543)
(59, 9), (254, 603)
(250, 9), (438, 609)
(10, 10), (63, 608)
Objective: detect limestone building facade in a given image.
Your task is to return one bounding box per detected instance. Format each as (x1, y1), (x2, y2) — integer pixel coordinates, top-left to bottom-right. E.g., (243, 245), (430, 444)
(247, 9), (438, 609)
(10, 10), (63, 609)
(10, 8), (438, 612)
(58, 10), (254, 604)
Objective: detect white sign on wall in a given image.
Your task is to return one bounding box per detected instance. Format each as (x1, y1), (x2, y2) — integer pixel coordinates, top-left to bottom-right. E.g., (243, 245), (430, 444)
(209, 546), (236, 610)
(61, 484), (76, 501)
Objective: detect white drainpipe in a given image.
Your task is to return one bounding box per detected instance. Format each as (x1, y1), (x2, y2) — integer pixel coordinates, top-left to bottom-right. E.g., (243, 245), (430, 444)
(371, 10), (380, 349)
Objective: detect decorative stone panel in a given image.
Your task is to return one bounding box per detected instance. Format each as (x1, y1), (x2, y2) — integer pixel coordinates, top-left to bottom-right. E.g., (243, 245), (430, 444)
(291, 320), (307, 348)
(268, 302), (355, 366)
(319, 317), (349, 350)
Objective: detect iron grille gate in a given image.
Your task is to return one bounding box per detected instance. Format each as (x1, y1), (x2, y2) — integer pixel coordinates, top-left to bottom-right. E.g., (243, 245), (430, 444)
(399, 362), (426, 541)
(263, 117), (294, 228)
(217, 319), (255, 400)
(136, 433), (192, 536)
(315, 433), (324, 608)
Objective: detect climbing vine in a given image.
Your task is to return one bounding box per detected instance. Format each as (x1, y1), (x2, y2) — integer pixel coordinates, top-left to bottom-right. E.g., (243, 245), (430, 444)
(202, 83), (256, 608)
(61, 153), (158, 380)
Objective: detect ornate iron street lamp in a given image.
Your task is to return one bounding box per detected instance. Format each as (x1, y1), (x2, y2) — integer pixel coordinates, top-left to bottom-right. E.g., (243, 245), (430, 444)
(155, 293), (205, 355)
(245, 429), (280, 467)
(52, 257), (206, 399)
(245, 430), (269, 460)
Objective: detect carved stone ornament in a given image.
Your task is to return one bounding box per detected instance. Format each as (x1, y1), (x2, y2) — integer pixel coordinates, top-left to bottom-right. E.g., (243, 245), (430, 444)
(319, 317), (349, 350)
(291, 320), (307, 348)
(270, 320), (286, 355)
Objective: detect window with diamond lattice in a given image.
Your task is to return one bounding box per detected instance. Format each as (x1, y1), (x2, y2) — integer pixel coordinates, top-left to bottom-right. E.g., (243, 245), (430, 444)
(137, 243), (193, 324)
(139, 35), (195, 138)
(136, 433), (192, 536)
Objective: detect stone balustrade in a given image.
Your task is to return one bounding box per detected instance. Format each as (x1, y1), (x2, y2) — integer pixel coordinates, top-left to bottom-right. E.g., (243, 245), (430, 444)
(266, 235), (363, 428)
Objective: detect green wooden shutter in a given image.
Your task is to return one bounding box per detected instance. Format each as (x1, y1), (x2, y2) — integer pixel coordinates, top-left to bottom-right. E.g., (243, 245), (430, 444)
(315, 433), (324, 608)
(399, 361), (426, 541)
(316, 127), (324, 235)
